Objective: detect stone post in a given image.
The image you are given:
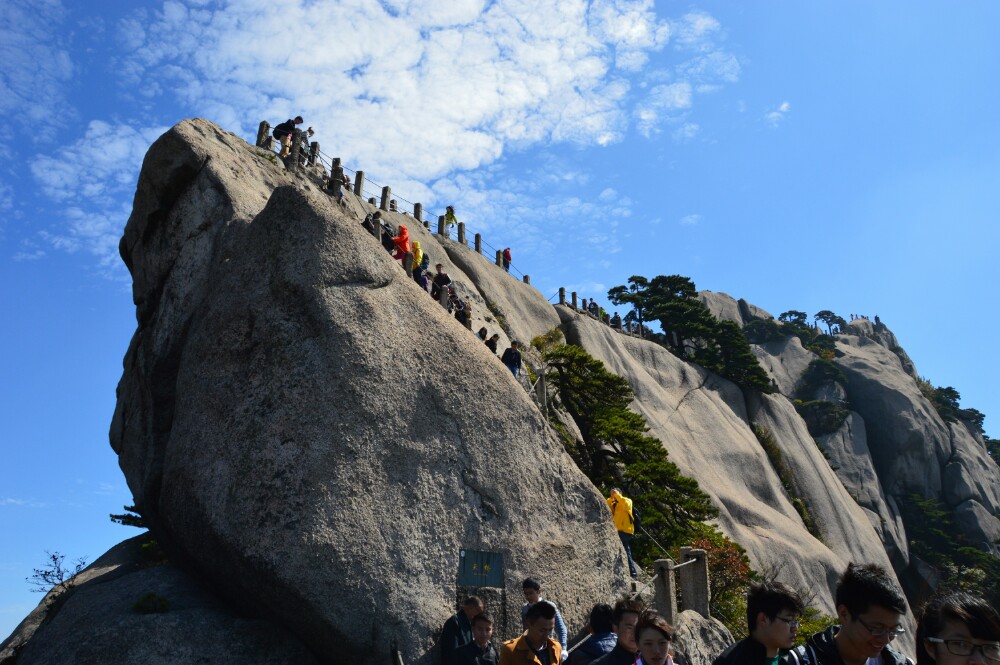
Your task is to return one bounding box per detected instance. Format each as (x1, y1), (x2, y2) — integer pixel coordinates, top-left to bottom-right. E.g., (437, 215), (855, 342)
(653, 559), (677, 624)
(535, 372), (547, 412)
(309, 142), (319, 166)
(463, 305), (473, 330)
(403, 252), (414, 274)
(390, 199), (397, 212)
(438, 216), (446, 236)
(571, 292), (578, 309)
(371, 219), (381, 243)
(474, 234), (482, 254)
(354, 171), (366, 198)
(438, 282), (450, 309)
(581, 298), (588, 312)
(414, 203), (422, 221)
(559, 288), (566, 305)
(369, 197), (377, 205)
(423, 221), (430, 229)
(380, 186), (391, 211)
(457, 222), (466, 245)
(523, 275), (530, 285)
(256, 121), (271, 148)
(679, 548), (710, 617)
(495, 250), (504, 267)
(328, 158), (344, 197)
(288, 128), (303, 169)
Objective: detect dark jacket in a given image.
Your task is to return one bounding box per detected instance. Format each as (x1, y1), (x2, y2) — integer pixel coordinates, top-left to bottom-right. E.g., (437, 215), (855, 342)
(454, 641), (499, 665)
(567, 632), (617, 665)
(590, 643), (636, 665)
(795, 627), (912, 665)
(501, 347), (522, 370)
(273, 119), (295, 139)
(441, 612), (474, 665)
(713, 636), (806, 665)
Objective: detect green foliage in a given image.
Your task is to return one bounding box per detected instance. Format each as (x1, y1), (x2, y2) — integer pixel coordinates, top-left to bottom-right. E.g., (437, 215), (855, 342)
(813, 310), (847, 335)
(795, 400), (850, 437)
(916, 379), (977, 425)
(794, 608), (838, 647)
(132, 591), (170, 614)
(139, 538), (168, 565)
(543, 344), (717, 563)
(987, 438), (1000, 467)
(898, 494), (1000, 607)
(27, 551), (87, 594)
(743, 318), (788, 344)
(531, 328), (565, 354)
(752, 425), (821, 539)
(110, 505), (146, 529)
(776, 311), (838, 359)
(681, 528), (755, 639)
(607, 274), (775, 393)
(796, 359), (846, 401)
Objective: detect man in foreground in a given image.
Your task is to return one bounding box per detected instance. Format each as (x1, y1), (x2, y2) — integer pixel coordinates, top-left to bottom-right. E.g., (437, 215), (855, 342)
(454, 612), (499, 665)
(591, 599), (644, 665)
(712, 580), (805, 664)
(797, 563), (912, 665)
(501, 601), (562, 665)
(442, 596), (485, 665)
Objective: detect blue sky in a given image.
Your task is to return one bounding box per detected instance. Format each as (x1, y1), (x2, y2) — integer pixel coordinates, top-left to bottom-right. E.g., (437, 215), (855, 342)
(2, 0), (999, 639)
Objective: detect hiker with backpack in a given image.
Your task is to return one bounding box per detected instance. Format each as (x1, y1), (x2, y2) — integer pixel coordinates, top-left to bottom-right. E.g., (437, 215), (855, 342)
(272, 116), (304, 158)
(607, 488), (639, 580)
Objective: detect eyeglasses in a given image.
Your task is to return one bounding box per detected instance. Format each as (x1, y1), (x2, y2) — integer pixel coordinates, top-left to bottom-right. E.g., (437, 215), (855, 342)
(774, 616), (801, 629)
(927, 638), (1000, 662)
(856, 617), (905, 639)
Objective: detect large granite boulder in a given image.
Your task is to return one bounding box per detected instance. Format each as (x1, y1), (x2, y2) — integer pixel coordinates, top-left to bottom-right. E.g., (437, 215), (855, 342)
(0, 536), (318, 665)
(110, 119), (628, 664)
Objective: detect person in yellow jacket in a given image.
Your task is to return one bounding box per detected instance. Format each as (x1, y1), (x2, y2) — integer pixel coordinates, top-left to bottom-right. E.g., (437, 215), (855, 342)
(607, 488), (639, 580)
(500, 601), (562, 665)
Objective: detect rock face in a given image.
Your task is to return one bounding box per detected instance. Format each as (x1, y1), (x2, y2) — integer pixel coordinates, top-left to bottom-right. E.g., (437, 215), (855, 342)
(0, 536), (319, 665)
(109, 119), (627, 664)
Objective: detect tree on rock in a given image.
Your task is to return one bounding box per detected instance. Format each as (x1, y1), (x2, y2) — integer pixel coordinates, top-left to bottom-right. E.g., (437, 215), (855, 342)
(814, 310), (847, 335)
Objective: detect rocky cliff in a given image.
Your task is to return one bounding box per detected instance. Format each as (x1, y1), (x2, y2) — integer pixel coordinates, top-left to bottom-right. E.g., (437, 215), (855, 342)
(5, 119), (997, 663)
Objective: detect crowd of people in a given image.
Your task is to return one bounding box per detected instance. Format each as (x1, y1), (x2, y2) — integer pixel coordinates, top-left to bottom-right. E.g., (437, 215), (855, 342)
(361, 210), (525, 378)
(438, 562), (1000, 665)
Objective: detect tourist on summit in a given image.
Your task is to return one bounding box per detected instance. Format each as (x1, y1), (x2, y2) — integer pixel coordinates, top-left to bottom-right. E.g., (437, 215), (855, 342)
(502, 600), (563, 665)
(296, 126), (316, 166)
(521, 578), (568, 659)
(444, 205), (458, 238)
(591, 599), (644, 665)
(567, 604), (617, 665)
(486, 334), (500, 355)
(633, 611), (675, 665)
(915, 591), (1000, 665)
(712, 580), (805, 665)
(442, 596), (485, 665)
(797, 563), (911, 665)
(454, 612), (499, 665)
(610, 313), (622, 330)
(412, 241), (425, 281)
(502, 247), (512, 273)
(607, 488), (639, 580)
(272, 116), (303, 158)
(392, 224), (411, 264)
(502, 341), (524, 378)
(431, 264), (453, 301)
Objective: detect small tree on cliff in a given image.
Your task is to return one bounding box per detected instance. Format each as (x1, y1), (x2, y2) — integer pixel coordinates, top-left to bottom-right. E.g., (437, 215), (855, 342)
(814, 310), (847, 335)
(543, 344), (717, 557)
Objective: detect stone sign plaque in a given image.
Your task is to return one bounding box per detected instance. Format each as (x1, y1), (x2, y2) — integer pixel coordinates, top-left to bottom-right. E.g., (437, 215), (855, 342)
(457, 550), (504, 588)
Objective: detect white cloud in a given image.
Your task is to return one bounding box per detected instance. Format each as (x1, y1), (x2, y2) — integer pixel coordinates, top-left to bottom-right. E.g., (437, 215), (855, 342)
(680, 214), (702, 225)
(672, 123), (699, 141)
(116, 0), (679, 181)
(671, 11), (721, 52)
(0, 497), (46, 508)
(635, 82), (692, 135)
(0, 0), (75, 152)
(766, 100), (791, 127)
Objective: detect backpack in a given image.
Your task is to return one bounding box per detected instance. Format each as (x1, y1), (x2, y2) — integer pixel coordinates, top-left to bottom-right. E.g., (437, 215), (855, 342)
(630, 505), (642, 534)
(420, 253), (430, 271)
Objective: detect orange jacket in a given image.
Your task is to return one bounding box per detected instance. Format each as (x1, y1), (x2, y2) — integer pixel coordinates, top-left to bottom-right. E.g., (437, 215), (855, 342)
(499, 634), (561, 665)
(393, 225), (411, 254)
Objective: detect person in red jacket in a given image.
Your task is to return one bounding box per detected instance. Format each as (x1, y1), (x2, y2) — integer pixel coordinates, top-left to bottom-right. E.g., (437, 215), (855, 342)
(392, 225), (411, 264)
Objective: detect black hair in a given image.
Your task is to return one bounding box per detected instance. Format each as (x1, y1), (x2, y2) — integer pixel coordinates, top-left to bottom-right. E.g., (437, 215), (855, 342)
(525, 600), (556, 623)
(835, 563), (907, 617)
(747, 581), (805, 632)
(589, 603), (615, 633)
(635, 610), (672, 642)
(463, 596), (483, 609)
(472, 612), (494, 628)
(612, 598), (645, 626)
(522, 578), (541, 591)
(915, 591), (1000, 665)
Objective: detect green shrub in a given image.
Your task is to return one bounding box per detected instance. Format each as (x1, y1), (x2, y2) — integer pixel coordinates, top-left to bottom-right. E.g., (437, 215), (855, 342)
(794, 400), (849, 436)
